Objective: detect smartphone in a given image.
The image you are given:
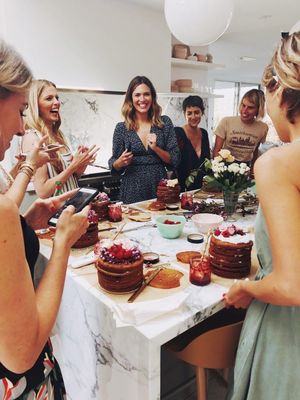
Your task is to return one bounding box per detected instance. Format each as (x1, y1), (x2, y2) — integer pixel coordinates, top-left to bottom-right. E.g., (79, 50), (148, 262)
(43, 144), (64, 153)
(48, 187), (99, 226)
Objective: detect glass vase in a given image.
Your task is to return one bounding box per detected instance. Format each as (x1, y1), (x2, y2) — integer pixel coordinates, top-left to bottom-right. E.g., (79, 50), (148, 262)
(223, 190), (240, 221)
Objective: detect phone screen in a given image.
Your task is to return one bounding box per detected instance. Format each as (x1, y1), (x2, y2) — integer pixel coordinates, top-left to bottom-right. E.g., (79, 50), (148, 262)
(48, 187), (99, 226)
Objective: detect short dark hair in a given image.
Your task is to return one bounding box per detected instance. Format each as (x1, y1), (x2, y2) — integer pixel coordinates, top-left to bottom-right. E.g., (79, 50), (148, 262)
(182, 95), (205, 113)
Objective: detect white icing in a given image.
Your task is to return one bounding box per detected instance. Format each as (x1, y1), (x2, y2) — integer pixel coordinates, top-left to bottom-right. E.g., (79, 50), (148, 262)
(166, 178), (179, 187)
(99, 238), (140, 251)
(213, 233), (252, 244)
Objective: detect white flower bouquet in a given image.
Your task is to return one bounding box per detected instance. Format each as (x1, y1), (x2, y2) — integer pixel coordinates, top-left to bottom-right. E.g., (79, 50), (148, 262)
(202, 150), (255, 192)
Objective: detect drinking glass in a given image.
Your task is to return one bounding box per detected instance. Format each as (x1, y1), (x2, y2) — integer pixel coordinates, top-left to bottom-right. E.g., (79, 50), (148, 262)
(189, 256), (211, 286)
(108, 203), (123, 222)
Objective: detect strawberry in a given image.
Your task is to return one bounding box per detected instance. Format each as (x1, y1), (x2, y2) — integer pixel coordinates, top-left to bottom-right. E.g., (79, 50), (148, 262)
(222, 230), (230, 237)
(214, 228), (221, 236)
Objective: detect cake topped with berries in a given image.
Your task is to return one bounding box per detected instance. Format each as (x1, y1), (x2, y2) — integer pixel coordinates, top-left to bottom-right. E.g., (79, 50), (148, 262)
(72, 210), (99, 248)
(95, 239), (144, 293)
(209, 225), (253, 279)
(91, 192), (111, 221)
(156, 178), (181, 204)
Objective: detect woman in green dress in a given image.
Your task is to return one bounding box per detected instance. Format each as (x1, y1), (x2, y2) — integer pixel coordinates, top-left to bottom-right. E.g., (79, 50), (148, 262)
(224, 31), (300, 399)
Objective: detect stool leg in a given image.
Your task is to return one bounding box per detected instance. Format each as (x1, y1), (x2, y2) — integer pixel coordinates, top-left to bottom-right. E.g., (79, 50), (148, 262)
(195, 367), (207, 400)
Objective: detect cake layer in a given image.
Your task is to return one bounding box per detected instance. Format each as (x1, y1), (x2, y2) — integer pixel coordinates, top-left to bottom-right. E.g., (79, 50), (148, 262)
(209, 234), (253, 279)
(96, 256), (144, 292)
(72, 224), (98, 249)
(156, 185), (181, 204)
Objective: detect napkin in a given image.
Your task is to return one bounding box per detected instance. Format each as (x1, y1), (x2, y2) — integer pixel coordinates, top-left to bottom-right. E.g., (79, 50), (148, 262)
(68, 253), (98, 269)
(112, 291), (190, 327)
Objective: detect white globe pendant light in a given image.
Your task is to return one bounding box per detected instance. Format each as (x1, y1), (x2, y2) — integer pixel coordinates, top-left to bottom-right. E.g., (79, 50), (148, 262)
(164, 0), (234, 46)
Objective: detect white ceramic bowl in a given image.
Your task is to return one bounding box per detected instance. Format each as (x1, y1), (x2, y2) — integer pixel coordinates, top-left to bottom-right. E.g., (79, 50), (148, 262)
(191, 213), (223, 234)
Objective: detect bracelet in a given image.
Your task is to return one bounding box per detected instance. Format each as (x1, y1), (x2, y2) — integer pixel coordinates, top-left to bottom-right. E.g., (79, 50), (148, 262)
(19, 162), (36, 173)
(18, 167), (34, 180)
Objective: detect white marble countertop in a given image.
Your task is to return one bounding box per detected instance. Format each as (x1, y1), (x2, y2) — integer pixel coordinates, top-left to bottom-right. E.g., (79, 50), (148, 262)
(39, 202), (256, 400)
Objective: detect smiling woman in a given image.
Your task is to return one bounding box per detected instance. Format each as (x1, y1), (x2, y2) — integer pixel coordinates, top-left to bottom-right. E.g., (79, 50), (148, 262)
(20, 79), (99, 198)
(109, 75), (180, 204)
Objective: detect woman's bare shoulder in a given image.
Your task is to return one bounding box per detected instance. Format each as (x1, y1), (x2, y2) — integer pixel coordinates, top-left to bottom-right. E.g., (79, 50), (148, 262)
(0, 195), (18, 221)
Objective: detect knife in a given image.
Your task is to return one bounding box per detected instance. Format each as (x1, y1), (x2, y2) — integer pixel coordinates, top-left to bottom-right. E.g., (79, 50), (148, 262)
(127, 267), (163, 303)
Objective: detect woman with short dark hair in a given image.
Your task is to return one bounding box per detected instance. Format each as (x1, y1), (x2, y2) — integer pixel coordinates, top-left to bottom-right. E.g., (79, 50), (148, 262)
(175, 95), (211, 191)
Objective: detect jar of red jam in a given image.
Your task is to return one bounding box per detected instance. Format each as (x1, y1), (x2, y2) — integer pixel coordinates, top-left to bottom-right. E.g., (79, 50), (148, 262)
(108, 203), (123, 222)
(181, 192), (193, 210)
(189, 256), (211, 286)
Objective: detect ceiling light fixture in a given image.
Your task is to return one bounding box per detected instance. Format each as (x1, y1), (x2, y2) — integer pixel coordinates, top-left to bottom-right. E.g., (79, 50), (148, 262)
(240, 56), (256, 62)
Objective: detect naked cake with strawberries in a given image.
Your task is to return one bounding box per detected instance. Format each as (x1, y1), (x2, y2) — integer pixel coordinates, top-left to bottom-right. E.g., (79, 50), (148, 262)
(209, 225), (253, 279)
(95, 239), (144, 293)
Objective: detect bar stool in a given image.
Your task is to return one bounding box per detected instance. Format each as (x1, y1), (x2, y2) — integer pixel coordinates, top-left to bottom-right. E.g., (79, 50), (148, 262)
(170, 321), (243, 400)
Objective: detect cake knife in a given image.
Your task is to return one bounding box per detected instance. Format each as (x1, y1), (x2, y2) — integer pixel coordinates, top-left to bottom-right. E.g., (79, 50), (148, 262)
(127, 267), (163, 303)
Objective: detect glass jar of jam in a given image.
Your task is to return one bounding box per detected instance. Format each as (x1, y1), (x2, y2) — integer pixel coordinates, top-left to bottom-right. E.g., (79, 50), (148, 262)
(108, 203), (123, 222)
(181, 192), (193, 210)
(189, 256), (211, 286)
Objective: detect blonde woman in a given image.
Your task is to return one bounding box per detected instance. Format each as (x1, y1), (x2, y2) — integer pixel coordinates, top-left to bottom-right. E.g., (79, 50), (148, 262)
(109, 75), (180, 204)
(213, 89), (268, 169)
(224, 32), (300, 399)
(21, 79), (99, 198)
(0, 39), (90, 399)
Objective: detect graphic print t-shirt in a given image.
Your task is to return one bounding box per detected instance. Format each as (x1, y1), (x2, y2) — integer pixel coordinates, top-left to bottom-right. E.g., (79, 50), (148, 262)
(214, 116), (268, 162)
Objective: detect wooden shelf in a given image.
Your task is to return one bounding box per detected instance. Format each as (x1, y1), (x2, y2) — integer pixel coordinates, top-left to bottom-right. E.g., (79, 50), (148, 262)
(158, 92), (223, 99)
(171, 57), (225, 70)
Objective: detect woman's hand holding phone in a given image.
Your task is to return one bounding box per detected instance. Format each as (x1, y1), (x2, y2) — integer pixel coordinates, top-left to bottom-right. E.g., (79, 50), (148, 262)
(55, 204), (90, 249)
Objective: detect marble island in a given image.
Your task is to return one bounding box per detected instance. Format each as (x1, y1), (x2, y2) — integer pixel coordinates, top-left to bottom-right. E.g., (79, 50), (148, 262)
(38, 200), (257, 400)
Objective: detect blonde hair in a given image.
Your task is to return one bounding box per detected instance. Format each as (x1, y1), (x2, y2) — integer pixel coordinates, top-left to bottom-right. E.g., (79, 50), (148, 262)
(262, 31), (300, 123)
(25, 79), (68, 173)
(239, 89), (266, 120)
(0, 39), (32, 99)
(122, 76), (163, 131)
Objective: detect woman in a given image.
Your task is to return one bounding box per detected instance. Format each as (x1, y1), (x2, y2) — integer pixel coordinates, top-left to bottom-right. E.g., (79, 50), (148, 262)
(0, 39), (89, 399)
(224, 32), (300, 399)
(21, 79), (99, 198)
(108, 76), (180, 204)
(213, 89), (268, 170)
(175, 95), (211, 191)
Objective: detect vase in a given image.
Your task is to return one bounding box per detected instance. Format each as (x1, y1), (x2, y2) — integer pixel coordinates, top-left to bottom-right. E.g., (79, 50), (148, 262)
(223, 191), (240, 221)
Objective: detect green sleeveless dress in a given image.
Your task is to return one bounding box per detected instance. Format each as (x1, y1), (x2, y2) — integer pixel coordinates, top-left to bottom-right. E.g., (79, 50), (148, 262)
(227, 207), (300, 399)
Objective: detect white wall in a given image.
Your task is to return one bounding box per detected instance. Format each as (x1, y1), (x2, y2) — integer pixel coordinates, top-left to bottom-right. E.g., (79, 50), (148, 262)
(1, 0), (171, 91)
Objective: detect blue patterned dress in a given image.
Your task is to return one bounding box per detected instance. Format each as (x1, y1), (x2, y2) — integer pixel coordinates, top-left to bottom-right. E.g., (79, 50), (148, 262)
(227, 207), (300, 399)
(109, 115), (180, 204)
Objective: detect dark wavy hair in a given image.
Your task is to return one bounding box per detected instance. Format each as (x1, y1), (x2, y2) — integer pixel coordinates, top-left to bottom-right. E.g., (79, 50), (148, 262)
(121, 76), (163, 130)
(182, 95), (205, 113)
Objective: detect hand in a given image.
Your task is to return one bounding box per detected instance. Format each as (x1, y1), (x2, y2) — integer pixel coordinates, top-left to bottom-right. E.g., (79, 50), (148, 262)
(23, 189), (78, 230)
(70, 145), (100, 175)
(27, 136), (51, 169)
(223, 280), (253, 309)
(115, 149), (133, 169)
(147, 133), (157, 150)
(55, 204), (90, 248)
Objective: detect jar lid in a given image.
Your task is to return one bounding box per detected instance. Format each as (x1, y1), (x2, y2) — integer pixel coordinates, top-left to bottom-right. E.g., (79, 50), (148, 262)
(187, 233), (204, 244)
(166, 204), (179, 211)
(143, 252), (160, 265)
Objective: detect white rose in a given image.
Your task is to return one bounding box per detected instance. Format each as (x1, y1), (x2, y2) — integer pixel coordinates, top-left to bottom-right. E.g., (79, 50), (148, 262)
(227, 154), (235, 162)
(218, 149), (231, 159)
(239, 163), (247, 169)
(228, 163), (240, 173)
(214, 155), (223, 162)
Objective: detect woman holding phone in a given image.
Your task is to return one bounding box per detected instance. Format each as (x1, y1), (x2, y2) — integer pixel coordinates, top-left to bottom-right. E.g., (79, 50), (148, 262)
(0, 39), (90, 399)
(109, 75), (180, 204)
(21, 79), (99, 198)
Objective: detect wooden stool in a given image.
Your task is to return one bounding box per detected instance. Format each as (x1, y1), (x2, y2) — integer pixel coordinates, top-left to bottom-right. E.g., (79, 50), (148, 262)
(170, 321), (243, 400)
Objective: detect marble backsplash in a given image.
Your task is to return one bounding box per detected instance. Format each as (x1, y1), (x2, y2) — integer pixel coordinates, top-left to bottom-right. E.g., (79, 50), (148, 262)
(58, 89), (209, 167)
